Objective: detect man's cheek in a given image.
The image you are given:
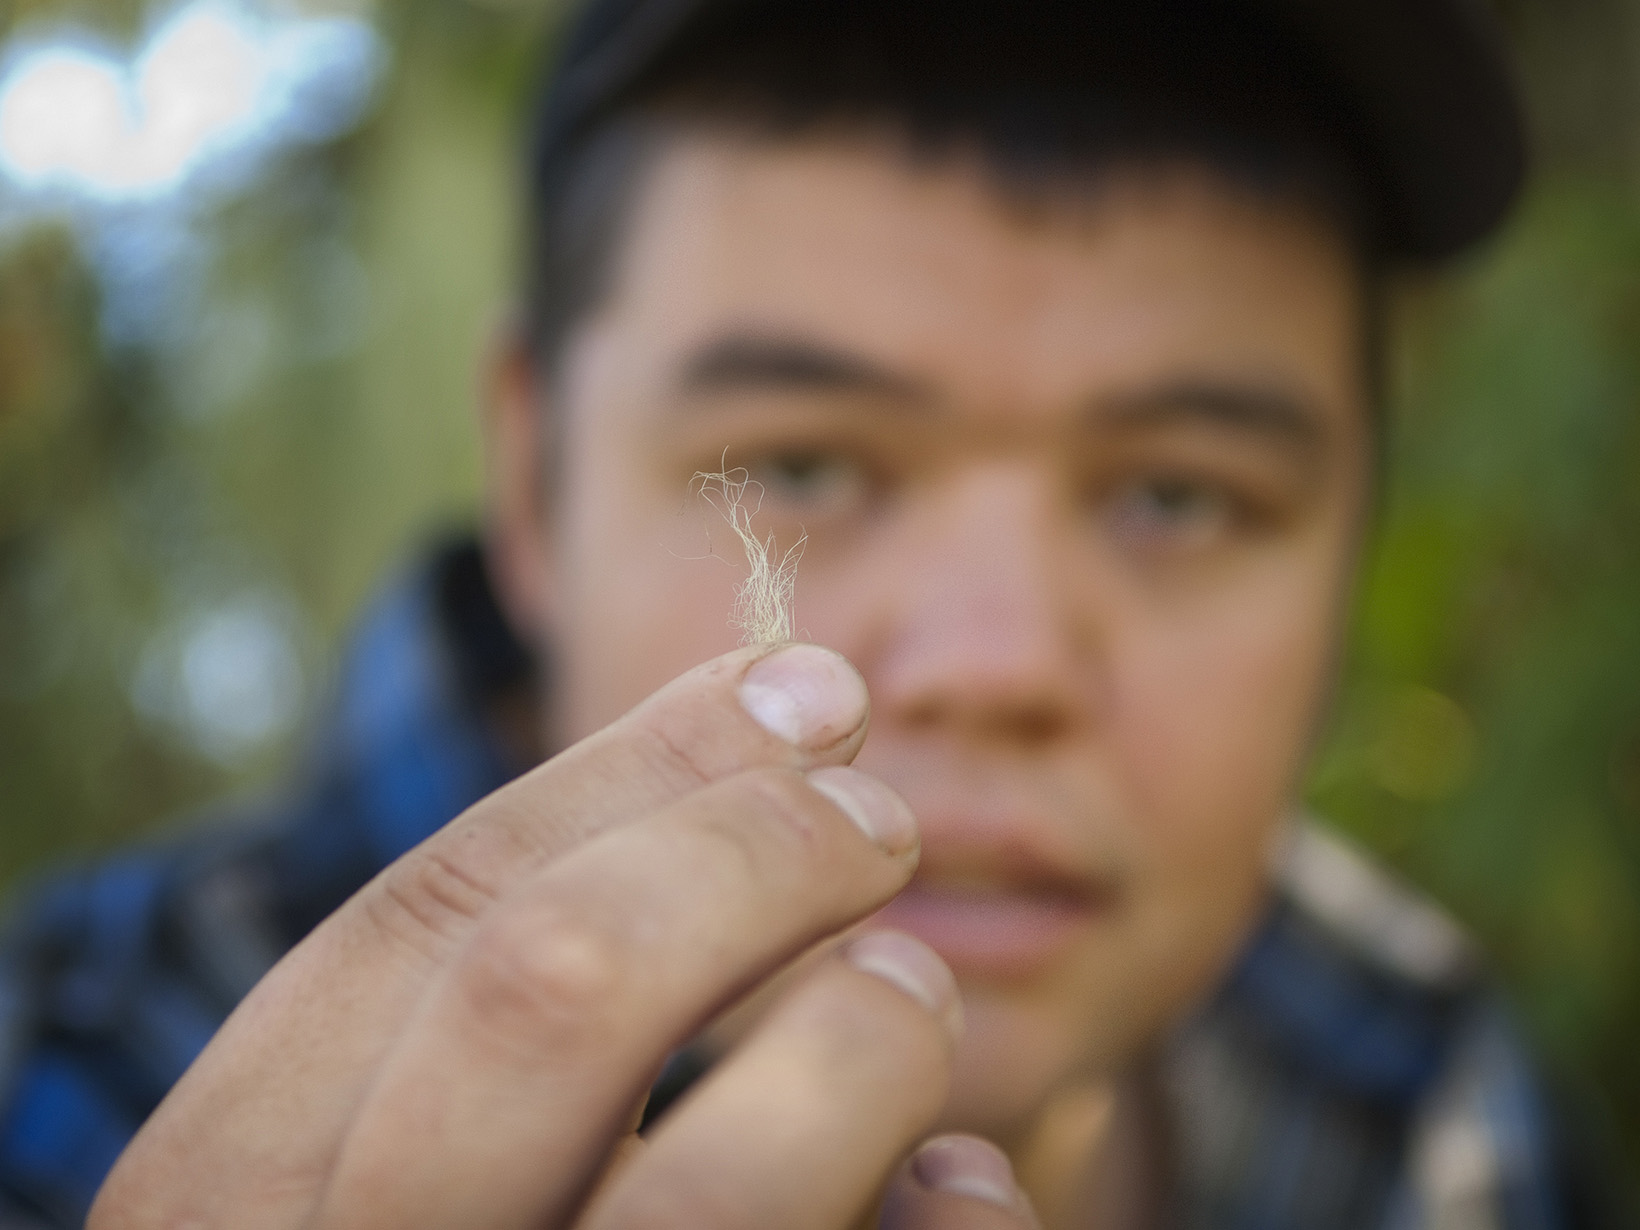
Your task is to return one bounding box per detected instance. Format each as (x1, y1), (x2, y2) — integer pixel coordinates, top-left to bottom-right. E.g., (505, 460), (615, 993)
(1096, 617), (1318, 972)
(557, 524), (749, 734)
(1116, 605), (1329, 839)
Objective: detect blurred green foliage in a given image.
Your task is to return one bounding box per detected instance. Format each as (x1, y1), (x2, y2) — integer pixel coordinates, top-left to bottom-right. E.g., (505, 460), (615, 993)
(0, 0), (1637, 1196)
(1312, 176), (1640, 1183)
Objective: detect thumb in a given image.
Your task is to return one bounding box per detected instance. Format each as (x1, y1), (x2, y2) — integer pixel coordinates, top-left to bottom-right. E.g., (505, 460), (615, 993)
(878, 1136), (1042, 1230)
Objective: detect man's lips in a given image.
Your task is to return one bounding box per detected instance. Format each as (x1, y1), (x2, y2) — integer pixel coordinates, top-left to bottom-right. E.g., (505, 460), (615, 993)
(842, 769), (1134, 978)
(871, 878), (1112, 978)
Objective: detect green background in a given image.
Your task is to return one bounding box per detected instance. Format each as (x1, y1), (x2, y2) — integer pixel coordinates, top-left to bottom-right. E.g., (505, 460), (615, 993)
(1, 0), (1637, 1199)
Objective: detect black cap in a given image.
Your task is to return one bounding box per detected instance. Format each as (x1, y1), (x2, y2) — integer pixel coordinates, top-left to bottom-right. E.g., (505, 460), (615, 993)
(532, 0), (1527, 263)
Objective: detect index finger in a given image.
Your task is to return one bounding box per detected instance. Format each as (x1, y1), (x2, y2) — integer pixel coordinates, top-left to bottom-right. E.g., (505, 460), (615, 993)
(93, 642), (870, 1230)
(417, 639), (872, 933)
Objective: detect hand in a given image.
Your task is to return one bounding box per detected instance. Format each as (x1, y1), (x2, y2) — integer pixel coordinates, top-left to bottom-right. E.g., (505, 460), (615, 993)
(89, 644), (1039, 1230)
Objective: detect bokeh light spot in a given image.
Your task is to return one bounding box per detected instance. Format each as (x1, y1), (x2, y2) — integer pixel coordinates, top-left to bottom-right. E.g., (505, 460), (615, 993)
(0, 0), (383, 204)
(1371, 686), (1479, 802)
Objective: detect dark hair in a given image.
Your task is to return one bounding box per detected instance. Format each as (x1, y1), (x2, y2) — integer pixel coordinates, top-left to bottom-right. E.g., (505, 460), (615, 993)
(522, 0), (1389, 401)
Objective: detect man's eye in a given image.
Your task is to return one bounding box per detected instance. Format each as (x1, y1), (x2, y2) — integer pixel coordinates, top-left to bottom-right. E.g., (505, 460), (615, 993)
(1106, 477), (1235, 549)
(745, 451), (868, 513)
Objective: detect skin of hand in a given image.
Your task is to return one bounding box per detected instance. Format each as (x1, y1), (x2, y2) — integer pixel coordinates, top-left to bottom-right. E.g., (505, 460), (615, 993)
(88, 643), (1039, 1230)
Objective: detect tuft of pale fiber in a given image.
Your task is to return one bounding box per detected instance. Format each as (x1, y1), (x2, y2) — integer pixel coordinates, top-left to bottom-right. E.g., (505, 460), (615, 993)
(693, 467), (805, 645)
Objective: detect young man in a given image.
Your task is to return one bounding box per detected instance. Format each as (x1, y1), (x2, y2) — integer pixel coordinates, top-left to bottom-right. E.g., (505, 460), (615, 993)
(0, 0), (1590, 1226)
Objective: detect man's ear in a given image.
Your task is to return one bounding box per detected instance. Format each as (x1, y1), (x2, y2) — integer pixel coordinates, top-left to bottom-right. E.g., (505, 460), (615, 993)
(480, 321), (558, 651)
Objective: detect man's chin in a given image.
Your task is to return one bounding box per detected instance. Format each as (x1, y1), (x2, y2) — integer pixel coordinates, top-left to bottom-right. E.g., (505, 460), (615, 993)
(935, 989), (1107, 1148)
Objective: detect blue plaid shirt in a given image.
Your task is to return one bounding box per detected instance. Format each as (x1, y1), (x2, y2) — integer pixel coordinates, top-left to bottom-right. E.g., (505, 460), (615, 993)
(0, 538), (1603, 1227)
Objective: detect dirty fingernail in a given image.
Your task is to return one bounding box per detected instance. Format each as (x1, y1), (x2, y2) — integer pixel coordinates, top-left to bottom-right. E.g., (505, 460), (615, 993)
(911, 1135), (1025, 1212)
(844, 931), (963, 1040)
(807, 767), (918, 857)
(739, 644), (869, 749)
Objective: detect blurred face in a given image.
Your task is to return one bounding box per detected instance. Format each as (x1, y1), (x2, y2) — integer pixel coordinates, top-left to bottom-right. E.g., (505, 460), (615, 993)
(489, 130), (1371, 1141)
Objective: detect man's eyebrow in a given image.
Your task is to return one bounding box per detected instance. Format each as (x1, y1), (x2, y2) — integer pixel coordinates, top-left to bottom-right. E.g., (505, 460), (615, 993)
(1092, 381), (1329, 451)
(677, 334), (930, 400)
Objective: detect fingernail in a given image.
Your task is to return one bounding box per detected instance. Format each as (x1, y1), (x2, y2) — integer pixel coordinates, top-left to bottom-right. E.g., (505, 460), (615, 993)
(739, 645), (869, 749)
(806, 767), (918, 857)
(844, 931), (963, 1040)
(911, 1136), (1024, 1212)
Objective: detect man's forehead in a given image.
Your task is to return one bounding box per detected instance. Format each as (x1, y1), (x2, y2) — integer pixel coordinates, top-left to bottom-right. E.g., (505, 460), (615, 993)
(595, 127), (1364, 420)
(624, 126), (1356, 270)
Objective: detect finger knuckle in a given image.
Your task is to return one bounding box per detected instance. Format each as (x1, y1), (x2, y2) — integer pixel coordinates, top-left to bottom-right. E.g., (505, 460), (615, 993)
(624, 659), (795, 789)
(455, 905), (632, 1056)
(627, 708), (727, 792)
(694, 770), (828, 886)
(364, 846), (501, 964)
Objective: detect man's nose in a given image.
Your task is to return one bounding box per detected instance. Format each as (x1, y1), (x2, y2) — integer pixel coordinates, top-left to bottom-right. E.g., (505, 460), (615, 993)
(864, 464), (1102, 744)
